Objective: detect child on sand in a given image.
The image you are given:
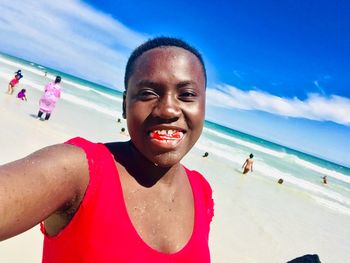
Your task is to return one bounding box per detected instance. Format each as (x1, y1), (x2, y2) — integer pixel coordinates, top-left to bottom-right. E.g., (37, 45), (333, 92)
(7, 73), (23, 95)
(242, 153), (254, 174)
(17, 89), (27, 101)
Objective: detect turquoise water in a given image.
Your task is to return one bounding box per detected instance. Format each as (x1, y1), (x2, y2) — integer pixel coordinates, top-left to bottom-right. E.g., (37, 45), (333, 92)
(202, 120), (350, 214)
(2, 51), (350, 216)
(205, 120), (350, 176)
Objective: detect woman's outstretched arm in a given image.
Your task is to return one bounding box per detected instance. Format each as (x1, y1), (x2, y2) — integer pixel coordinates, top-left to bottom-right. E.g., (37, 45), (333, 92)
(0, 144), (89, 241)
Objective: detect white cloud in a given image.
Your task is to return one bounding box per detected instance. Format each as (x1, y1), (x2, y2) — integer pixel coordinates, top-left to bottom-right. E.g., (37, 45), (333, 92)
(1, 0), (348, 127)
(206, 84), (350, 126)
(0, 0), (148, 89)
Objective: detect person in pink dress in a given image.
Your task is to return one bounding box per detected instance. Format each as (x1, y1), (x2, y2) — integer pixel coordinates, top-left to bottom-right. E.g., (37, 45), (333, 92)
(37, 76), (62, 121)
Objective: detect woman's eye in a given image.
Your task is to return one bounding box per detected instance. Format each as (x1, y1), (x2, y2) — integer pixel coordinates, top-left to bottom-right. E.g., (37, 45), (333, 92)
(182, 92), (195, 96)
(179, 91), (197, 100)
(138, 90), (158, 100)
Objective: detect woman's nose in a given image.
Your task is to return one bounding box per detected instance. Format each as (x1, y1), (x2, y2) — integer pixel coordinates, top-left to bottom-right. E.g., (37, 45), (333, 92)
(153, 94), (181, 120)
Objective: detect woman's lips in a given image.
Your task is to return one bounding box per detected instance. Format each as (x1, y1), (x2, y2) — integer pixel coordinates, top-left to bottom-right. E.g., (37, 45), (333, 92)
(149, 130), (184, 141)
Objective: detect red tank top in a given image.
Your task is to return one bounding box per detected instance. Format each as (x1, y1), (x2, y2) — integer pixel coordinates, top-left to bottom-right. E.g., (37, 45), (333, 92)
(41, 137), (214, 262)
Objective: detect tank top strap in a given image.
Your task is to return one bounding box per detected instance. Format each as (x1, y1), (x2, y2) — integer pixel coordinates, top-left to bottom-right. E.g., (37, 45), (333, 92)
(185, 168), (214, 225)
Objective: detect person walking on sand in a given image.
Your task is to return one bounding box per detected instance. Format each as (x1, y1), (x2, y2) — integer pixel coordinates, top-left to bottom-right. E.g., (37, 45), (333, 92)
(7, 72), (23, 94)
(242, 153), (254, 174)
(37, 76), (62, 121)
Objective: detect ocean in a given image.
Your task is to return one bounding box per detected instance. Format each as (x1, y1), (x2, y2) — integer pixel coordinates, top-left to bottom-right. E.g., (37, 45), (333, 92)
(1, 51), (350, 218)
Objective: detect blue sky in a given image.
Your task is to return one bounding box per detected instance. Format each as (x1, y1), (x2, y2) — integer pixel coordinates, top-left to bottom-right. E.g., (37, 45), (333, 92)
(0, 0), (349, 166)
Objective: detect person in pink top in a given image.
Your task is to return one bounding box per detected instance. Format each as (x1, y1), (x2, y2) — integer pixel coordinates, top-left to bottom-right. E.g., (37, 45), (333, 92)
(37, 76), (62, 121)
(0, 37), (214, 262)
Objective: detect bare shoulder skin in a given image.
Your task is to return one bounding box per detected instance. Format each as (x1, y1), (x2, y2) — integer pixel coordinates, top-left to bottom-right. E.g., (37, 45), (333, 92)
(0, 144), (89, 241)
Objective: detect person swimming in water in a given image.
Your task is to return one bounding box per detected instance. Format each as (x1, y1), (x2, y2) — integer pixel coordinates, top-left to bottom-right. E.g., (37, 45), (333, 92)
(242, 153), (254, 174)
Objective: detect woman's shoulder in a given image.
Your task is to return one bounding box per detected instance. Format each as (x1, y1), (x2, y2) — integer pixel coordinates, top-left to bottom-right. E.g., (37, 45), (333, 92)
(185, 168), (212, 194)
(64, 137), (106, 160)
(185, 168), (214, 222)
(36, 142), (89, 169)
(65, 137), (96, 147)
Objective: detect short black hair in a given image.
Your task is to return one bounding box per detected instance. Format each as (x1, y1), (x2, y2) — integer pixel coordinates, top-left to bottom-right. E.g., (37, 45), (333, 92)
(55, 76), (62, 83)
(124, 36), (207, 90)
(249, 153), (254, 158)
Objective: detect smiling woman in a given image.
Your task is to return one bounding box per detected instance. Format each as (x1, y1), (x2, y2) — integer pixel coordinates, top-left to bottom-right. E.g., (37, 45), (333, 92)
(0, 37), (214, 263)
(125, 44), (206, 167)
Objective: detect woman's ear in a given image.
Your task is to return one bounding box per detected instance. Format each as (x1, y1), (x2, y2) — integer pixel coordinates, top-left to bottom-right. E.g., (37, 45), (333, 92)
(122, 91), (127, 119)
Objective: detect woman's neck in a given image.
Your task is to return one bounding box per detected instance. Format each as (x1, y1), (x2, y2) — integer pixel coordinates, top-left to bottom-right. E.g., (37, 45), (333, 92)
(107, 141), (183, 188)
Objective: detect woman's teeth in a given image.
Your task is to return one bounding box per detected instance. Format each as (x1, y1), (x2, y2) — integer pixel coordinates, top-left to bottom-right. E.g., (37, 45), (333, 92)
(156, 130), (177, 135)
(150, 130), (184, 140)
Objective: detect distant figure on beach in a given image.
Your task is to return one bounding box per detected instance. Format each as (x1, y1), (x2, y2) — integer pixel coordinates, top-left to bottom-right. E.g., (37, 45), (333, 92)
(117, 118), (121, 123)
(202, 152), (209, 158)
(17, 89), (27, 101)
(278, 178), (284, 184)
(242, 153), (254, 174)
(7, 72), (23, 95)
(322, 176), (327, 185)
(120, 127), (129, 137)
(37, 76), (62, 121)
(44, 71), (47, 77)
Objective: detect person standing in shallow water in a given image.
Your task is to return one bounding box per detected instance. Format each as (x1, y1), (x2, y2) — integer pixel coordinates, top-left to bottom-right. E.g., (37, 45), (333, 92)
(242, 153), (254, 174)
(37, 76), (62, 121)
(0, 37), (213, 262)
(322, 176), (328, 184)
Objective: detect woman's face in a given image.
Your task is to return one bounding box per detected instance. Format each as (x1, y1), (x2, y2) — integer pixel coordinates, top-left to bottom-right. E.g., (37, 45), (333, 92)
(125, 46), (206, 167)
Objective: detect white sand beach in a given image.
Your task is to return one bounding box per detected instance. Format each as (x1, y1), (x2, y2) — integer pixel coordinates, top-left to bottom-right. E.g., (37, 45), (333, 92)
(1, 59), (350, 263)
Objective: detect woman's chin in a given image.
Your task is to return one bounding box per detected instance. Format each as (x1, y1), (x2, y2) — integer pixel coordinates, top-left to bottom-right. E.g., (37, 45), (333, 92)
(149, 151), (184, 168)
